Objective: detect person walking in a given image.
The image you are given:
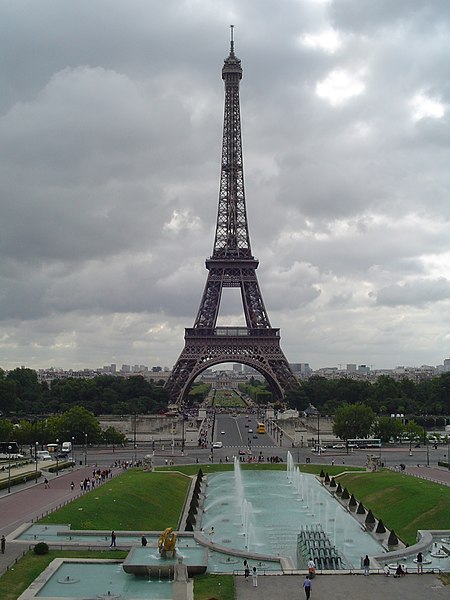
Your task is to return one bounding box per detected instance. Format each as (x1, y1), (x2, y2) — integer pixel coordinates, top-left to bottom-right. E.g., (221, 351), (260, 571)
(303, 574), (312, 599)
(110, 530), (116, 548)
(308, 558), (316, 578)
(416, 552), (423, 574)
(1, 535), (6, 554)
(244, 560), (250, 581)
(363, 554), (370, 576)
(252, 566), (258, 587)
(208, 526), (214, 543)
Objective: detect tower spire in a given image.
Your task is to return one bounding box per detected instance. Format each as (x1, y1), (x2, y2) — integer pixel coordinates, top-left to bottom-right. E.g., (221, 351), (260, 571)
(230, 24), (234, 55)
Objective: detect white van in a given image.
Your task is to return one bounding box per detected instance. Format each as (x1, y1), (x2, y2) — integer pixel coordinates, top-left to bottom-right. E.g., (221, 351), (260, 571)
(36, 450), (52, 461)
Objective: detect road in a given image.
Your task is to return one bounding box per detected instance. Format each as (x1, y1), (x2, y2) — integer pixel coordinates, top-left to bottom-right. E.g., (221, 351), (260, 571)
(77, 412), (450, 471)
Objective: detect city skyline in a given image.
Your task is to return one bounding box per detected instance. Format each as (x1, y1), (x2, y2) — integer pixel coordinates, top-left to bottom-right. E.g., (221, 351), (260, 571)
(1, 2), (449, 372)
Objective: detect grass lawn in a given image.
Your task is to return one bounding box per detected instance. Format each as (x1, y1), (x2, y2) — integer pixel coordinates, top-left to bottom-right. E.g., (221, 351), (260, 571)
(39, 470), (190, 530)
(337, 470), (450, 546)
(194, 574), (235, 600)
(0, 549), (127, 600)
(212, 390), (246, 408)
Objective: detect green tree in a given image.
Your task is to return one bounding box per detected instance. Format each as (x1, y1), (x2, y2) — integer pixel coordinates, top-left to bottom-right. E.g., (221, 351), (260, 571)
(332, 403), (376, 442)
(372, 416), (403, 443)
(57, 406), (102, 444)
(102, 426), (127, 446)
(403, 420), (423, 450)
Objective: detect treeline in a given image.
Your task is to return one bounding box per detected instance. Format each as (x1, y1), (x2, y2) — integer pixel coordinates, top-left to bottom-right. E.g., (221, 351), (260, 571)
(0, 368), (169, 416)
(288, 373), (450, 423)
(239, 380), (272, 404)
(0, 405), (127, 446)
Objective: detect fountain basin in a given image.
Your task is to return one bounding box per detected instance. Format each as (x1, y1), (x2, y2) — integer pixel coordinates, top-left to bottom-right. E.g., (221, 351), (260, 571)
(123, 546), (207, 577)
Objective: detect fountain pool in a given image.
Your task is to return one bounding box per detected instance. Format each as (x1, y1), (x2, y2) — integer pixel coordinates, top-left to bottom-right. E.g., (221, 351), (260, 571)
(201, 459), (385, 568)
(31, 561), (172, 599)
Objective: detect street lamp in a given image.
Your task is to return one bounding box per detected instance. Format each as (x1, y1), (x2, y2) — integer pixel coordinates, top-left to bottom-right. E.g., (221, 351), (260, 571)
(317, 411), (320, 454)
(35, 442), (39, 483)
(72, 436), (75, 466)
(56, 438), (59, 476)
(7, 445), (12, 493)
(84, 433), (88, 466)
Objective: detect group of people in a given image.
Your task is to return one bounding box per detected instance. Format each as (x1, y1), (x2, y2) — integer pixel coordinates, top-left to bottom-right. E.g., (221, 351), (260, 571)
(243, 559), (258, 587)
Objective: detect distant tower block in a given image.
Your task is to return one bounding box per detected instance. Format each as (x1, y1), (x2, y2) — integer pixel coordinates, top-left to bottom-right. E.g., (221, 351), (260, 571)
(165, 29), (299, 404)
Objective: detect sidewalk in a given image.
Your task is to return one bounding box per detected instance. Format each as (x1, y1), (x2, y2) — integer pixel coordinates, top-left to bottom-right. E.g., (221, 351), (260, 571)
(0, 464), (101, 576)
(235, 573), (449, 600)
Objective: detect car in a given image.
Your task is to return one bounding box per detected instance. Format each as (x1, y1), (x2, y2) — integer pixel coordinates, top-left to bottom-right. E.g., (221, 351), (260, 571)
(311, 447), (327, 453)
(220, 431), (225, 435)
(212, 441), (223, 449)
(332, 444), (345, 449)
(244, 424), (249, 428)
(253, 434), (258, 439)
(239, 449), (246, 455)
(248, 428), (253, 433)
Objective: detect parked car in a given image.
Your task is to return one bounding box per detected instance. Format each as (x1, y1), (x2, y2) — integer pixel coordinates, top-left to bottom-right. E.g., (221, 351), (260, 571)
(332, 444), (346, 449)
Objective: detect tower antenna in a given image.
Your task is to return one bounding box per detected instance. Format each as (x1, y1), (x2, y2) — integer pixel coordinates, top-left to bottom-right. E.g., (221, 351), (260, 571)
(230, 24), (234, 54)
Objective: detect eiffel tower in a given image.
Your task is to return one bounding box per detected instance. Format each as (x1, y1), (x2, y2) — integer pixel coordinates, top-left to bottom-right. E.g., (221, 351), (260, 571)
(166, 28), (298, 404)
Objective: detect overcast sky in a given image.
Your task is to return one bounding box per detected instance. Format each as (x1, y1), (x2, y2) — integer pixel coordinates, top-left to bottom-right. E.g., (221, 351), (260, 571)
(1, 0), (449, 372)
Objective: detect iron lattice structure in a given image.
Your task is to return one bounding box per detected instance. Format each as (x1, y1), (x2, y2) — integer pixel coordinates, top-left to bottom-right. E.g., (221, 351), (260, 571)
(166, 32), (298, 404)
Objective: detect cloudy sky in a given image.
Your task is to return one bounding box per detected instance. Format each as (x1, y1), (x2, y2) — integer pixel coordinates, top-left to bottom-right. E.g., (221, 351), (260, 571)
(1, 0), (449, 372)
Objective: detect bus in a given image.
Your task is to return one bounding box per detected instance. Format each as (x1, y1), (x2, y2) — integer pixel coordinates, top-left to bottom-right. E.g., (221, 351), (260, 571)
(347, 438), (381, 449)
(0, 441), (23, 459)
(257, 423), (266, 434)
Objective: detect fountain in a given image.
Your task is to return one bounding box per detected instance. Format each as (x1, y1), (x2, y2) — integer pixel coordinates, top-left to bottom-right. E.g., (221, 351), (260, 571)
(286, 451), (295, 483)
(157, 527), (177, 559)
(201, 466), (385, 568)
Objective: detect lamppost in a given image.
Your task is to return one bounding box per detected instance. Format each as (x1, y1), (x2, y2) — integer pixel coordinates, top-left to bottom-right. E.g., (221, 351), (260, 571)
(35, 441), (39, 483)
(84, 433), (88, 466)
(72, 436), (75, 466)
(317, 411), (320, 454)
(56, 438), (59, 476)
(7, 445), (12, 493)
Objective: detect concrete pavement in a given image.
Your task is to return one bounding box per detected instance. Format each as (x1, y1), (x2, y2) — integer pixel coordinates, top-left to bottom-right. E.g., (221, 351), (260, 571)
(235, 572), (449, 600)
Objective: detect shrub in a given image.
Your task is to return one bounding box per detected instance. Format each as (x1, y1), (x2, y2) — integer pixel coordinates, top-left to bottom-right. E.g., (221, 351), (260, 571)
(33, 542), (49, 555)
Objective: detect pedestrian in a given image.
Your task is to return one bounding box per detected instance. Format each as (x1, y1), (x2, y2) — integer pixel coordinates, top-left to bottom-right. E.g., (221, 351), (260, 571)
(141, 536), (147, 547)
(44, 478), (49, 489)
(303, 574), (312, 599)
(383, 563), (390, 576)
(1, 535), (5, 554)
(363, 555), (370, 576)
(416, 552), (423, 574)
(252, 566), (258, 587)
(70, 481), (75, 491)
(308, 558), (316, 578)
(244, 560), (250, 581)
(110, 530), (116, 548)
(208, 526), (215, 543)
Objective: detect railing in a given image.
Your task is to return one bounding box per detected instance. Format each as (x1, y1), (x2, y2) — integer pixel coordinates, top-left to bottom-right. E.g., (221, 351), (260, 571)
(185, 327), (280, 338)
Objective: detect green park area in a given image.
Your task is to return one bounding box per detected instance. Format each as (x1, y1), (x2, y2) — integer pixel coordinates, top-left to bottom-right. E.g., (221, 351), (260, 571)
(212, 389), (247, 408)
(0, 464), (449, 599)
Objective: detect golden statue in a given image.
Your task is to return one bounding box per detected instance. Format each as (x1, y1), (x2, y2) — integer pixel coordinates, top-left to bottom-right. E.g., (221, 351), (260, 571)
(158, 527), (177, 557)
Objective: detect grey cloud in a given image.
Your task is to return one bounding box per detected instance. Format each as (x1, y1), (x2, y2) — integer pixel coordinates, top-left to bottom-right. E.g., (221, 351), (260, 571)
(374, 277), (450, 307)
